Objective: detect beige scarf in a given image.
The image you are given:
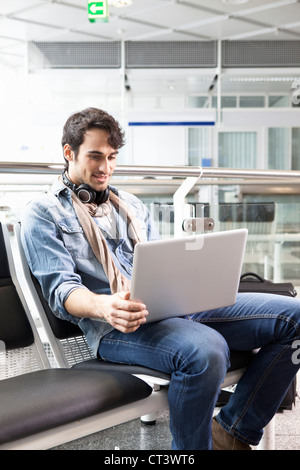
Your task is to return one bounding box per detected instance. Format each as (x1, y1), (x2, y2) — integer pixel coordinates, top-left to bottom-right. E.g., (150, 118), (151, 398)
(70, 189), (142, 294)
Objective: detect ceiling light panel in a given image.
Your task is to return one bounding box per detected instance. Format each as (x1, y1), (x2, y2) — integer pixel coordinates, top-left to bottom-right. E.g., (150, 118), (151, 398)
(0, 0), (44, 15)
(243, 3), (300, 26)
(184, 0), (293, 14)
(0, 15), (57, 41)
(79, 17), (158, 41)
(12, 2), (85, 30)
(188, 17), (260, 39)
(108, 0), (132, 7)
(126, 2), (216, 29)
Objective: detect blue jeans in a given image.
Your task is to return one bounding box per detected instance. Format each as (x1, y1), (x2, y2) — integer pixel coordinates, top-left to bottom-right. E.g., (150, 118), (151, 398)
(98, 293), (300, 450)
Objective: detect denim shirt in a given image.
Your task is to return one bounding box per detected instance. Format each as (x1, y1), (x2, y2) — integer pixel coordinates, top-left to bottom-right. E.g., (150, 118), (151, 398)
(21, 178), (160, 355)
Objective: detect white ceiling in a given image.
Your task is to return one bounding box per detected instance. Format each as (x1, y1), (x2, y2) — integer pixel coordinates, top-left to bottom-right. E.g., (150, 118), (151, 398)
(1, 0), (300, 69)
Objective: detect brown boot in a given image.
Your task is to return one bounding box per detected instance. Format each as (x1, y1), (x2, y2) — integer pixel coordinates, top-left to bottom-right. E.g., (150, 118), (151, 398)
(212, 417), (252, 450)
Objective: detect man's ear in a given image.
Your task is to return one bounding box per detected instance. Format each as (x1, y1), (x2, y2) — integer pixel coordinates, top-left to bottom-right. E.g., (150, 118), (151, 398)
(63, 144), (74, 162)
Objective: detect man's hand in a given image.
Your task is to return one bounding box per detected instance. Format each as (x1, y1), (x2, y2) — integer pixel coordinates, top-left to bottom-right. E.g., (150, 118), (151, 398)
(102, 291), (148, 333)
(64, 288), (148, 334)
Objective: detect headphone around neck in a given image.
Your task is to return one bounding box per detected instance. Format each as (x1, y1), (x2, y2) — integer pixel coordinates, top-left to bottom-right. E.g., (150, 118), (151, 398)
(62, 171), (110, 205)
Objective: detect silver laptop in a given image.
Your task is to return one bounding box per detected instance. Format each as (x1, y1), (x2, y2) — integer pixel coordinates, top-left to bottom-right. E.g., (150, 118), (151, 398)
(130, 228), (247, 322)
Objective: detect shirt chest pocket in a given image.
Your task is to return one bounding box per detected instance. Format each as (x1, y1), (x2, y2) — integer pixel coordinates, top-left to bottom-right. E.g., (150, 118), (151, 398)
(57, 217), (93, 260)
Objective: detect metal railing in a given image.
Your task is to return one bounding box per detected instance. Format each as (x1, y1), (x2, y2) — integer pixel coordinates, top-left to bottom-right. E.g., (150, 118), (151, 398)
(1, 161), (300, 181)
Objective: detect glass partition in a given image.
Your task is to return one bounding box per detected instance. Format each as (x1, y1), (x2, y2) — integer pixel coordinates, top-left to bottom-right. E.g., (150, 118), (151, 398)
(149, 200), (300, 287)
(1, 173), (300, 290)
(208, 202), (300, 286)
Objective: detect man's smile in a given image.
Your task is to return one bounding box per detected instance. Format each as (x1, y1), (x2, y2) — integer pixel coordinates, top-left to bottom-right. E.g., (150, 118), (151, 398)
(92, 174), (109, 183)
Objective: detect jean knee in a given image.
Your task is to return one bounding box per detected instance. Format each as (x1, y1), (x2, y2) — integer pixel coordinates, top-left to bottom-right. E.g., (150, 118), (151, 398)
(178, 325), (230, 379)
(202, 334), (230, 380)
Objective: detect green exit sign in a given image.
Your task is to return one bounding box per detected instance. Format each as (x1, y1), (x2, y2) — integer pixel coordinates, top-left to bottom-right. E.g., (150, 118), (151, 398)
(87, 1), (109, 23)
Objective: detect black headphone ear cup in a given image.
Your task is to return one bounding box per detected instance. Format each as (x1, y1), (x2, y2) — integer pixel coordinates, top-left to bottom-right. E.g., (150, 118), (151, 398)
(95, 188), (109, 205)
(75, 184), (97, 204)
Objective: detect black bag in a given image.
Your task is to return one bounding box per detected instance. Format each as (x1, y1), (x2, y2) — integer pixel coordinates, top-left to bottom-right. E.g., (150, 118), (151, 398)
(239, 272), (297, 298)
(217, 272), (298, 410)
(279, 378), (298, 410)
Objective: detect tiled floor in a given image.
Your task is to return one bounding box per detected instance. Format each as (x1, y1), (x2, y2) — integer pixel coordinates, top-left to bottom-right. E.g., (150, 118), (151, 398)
(53, 373), (300, 451)
(274, 375), (300, 450)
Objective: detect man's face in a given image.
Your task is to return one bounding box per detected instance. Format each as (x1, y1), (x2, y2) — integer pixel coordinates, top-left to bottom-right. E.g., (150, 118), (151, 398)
(65, 128), (118, 191)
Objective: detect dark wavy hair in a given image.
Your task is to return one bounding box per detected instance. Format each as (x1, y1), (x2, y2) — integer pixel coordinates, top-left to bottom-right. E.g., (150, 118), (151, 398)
(61, 107), (125, 168)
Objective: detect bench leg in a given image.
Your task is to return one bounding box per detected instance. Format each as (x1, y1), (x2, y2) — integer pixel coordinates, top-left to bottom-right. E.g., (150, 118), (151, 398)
(140, 413), (157, 425)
